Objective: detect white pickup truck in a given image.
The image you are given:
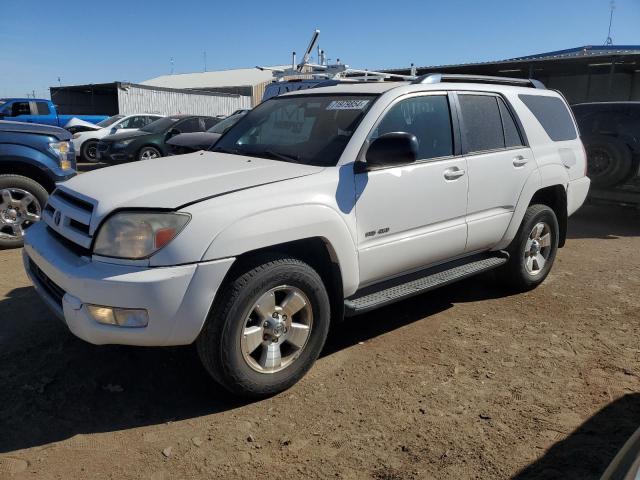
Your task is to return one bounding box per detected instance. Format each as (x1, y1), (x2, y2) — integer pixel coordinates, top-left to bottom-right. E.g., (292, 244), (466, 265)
(23, 74), (590, 397)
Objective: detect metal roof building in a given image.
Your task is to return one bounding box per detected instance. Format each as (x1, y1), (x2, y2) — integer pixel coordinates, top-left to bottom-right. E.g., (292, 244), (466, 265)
(142, 66), (288, 106)
(385, 45), (640, 104)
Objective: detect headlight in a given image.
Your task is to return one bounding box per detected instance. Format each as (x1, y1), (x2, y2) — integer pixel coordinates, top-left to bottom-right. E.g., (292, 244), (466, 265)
(94, 212), (190, 259)
(113, 139), (135, 149)
(72, 133), (82, 139)
(49, 141), (72, 170)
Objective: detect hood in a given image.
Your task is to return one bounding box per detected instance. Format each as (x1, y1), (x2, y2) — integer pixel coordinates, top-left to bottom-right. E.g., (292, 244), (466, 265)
(59, 151), (324, 229)
(102, 129), (152, 142)
(64, 117), (100, 131)
(0, 120), (71, 140)
(166, 132), (221, 149)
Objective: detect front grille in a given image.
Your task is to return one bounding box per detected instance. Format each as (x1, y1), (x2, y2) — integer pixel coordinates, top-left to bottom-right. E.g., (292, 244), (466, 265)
(29, 258), (65, 308)
(47, 226), (91, 257)
(44, 188), (96, 250)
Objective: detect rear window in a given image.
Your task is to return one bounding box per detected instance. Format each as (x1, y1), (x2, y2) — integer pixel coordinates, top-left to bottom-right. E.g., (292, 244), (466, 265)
(35, 102), (50, 115)
(519, 94), (577, 141)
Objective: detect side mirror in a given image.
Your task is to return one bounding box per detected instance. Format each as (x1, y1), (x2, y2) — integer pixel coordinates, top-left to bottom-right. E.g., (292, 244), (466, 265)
(364, 132), (419, 169)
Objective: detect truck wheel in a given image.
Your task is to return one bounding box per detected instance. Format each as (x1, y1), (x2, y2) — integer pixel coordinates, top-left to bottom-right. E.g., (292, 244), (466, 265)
(0, 175), (48, 249)
(81, 140), (99, 162)
(584, 135), (633, 188)
(138, 147), (162, 161)
(197, 254), (331, 398)
(500, 204), (559, 292)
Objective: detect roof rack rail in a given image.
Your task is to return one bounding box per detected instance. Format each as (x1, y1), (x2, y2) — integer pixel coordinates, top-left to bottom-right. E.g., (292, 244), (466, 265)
(411, 73), (546, 89)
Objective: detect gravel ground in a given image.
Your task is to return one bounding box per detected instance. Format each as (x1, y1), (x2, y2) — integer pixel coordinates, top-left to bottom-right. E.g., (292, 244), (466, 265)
(1, 203), (639, 479)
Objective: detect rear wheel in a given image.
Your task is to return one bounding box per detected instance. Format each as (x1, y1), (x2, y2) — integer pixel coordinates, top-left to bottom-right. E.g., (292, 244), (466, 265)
(0, 175), (47, 249)
(196, 254), (331, 398)
(500, 204), (559, 292)
(138, 146), (162, 161)
(81, 139), (99, 162)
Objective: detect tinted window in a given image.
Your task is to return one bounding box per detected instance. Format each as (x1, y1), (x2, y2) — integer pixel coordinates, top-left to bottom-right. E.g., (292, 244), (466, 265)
(497, 98), (524, 148)
(204, 117), (220, 130)
(519, 94), (577, 141)
(35, 102), (50, 115)
(176, 118), (203, 133)
(141, 117), (180, 133)
(11, 102), (30, 116)
(97, 115), (124, 127)
(372, 95), (453, 160)
(458, 94), (504, 153)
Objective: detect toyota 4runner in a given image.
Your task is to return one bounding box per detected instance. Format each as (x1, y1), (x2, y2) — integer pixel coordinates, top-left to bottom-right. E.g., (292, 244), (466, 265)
(22, 74), (591, 397)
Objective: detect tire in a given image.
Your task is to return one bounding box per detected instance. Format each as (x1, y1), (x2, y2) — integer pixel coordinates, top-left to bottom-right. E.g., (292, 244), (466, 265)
(137, 146), (162, 161)
(0, 174), (48, 249)
(80, 139), (99, 163)
(499, 204), (559, 292)
(196, 254), (331, 398)
(583, 135), (633, 188)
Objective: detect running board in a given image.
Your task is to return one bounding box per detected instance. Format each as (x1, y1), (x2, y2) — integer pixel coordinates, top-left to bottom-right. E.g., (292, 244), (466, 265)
(344, 252), (509, 316)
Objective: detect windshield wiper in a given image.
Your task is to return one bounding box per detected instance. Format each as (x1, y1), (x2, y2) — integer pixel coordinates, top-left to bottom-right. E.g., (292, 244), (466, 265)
(260, 149), (302, 163)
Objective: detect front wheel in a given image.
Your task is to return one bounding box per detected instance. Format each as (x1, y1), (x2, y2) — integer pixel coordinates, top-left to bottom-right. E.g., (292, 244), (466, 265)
(138, 146), (162, 161)
(499, 204), (559, 292)
(81, 140), (99, 162)
(0, 175), (48, 249)
(197, 254), (331, 398)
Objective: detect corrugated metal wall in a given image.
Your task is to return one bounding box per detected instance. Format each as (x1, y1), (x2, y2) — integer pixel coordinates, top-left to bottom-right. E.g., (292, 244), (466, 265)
(117, 84), (252, 116)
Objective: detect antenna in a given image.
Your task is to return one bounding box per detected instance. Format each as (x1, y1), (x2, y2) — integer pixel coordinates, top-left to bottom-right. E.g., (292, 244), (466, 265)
(605, 0), (615, 46)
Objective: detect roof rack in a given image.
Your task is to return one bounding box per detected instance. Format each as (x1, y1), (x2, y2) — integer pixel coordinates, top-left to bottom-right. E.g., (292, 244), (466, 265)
(411, 73), (546, 89)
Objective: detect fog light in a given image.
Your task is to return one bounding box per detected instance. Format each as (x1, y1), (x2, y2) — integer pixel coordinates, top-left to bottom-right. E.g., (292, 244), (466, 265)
(60, 159), (72, 170)
(86, 304), (149, 328)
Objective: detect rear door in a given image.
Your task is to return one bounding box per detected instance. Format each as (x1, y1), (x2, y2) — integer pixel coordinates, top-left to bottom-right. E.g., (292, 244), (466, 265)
(456, 92), (535, 252)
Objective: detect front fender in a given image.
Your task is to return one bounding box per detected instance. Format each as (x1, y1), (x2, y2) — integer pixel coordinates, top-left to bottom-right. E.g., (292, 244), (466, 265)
(0, 143), (61, 176)
(202, 204), (360, 296)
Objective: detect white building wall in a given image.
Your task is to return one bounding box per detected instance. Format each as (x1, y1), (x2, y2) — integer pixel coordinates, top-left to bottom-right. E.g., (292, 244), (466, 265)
(117, 84), (252, 116)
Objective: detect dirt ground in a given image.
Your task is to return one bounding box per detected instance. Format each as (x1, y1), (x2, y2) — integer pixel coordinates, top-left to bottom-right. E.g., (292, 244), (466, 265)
(1, 203), (639, 479)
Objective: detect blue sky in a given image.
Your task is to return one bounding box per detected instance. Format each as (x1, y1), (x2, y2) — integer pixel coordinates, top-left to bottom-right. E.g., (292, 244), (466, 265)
(1, 0), (638, 99)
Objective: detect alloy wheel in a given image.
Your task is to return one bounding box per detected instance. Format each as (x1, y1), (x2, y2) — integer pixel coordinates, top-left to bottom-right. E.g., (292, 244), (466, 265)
(0, 188), (41, 240)
(524, 222), (552, 275)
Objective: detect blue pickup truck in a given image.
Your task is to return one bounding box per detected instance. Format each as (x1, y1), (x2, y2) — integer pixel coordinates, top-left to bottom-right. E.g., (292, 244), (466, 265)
(0, 98), (107, 129)
(0, 120), (76, 248)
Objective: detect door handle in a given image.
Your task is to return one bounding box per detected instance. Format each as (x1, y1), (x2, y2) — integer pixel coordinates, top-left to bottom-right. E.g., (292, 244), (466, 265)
(513, 155), (528, 167)
(443, 167), (465, 180)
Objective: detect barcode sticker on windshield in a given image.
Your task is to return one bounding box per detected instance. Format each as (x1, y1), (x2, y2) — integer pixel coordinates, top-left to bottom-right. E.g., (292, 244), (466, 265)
(326, 100), (370, 110)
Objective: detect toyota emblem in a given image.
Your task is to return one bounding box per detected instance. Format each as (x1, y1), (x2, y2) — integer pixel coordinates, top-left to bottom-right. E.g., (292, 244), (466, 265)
(53, 211), (61, 226)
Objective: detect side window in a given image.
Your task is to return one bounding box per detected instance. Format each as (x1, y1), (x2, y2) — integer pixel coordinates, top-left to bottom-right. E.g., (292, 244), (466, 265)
(145, 116), (161, 126)
(35, 102), (50, 115)
(518, 94), (577, 141)
(497, 98), (524, 148)
(458, 94), (504, 153)
(11, 102), (31, 116)
(372, 95), (453, 160)
(127, 116), (147, 129)
(176, 118), (202, 133)
(204, 117), (219, 130)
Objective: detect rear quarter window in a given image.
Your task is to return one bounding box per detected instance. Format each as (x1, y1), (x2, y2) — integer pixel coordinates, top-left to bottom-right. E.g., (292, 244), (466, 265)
(519, 94), (577, 141)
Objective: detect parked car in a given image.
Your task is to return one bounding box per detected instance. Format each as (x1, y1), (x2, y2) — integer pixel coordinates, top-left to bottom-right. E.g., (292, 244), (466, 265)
(71, 114), (164, 162)
(571, 102), (640, 188)
(166, 110), (249, 155)
(96, 115), (218, 164)
(0, 120), (75, 248)
(0, 98), (107, 128)
(22, 75), (590, 398)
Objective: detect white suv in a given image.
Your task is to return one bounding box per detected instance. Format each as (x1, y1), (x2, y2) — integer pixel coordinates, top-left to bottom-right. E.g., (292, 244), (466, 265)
(22, 74), (590, 397)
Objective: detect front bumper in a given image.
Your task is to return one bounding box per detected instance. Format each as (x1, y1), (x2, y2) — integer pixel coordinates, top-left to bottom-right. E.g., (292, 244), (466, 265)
(23, 222), (234, 346)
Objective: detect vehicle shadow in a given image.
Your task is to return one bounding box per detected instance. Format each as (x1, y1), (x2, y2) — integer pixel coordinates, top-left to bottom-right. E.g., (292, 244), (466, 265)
(514, 393), (640, 479)
(76, 162), (108, 173)
(0, 275), (510, 453)
(567, 203), (640, 240)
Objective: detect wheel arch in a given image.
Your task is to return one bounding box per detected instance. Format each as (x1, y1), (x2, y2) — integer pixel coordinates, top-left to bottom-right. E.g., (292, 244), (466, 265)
(529, 185), (568, 247)
(0, 159), (55, 192)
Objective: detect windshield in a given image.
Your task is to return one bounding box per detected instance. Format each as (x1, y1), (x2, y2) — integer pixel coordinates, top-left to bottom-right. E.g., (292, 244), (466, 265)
(213, 95), (376, 166)
(207, 112), (247, 134)
(96, 115), (124, 127)
(141, 116), (181, 133)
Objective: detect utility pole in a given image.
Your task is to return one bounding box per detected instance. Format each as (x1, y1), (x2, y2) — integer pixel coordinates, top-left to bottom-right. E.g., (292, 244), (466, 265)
(203, 51), (207, 72)
(605, 0), (615, 46)
(170, 57), (175, 75)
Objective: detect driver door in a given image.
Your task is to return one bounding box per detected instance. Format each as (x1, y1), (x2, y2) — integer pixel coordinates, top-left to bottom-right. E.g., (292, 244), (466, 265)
(354, 93), (469, 286)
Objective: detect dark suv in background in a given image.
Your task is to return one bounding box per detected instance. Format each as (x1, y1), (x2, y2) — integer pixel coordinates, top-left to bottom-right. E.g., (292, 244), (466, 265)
(572, 102), (640, 188)
(0, 121), (76, 248)
(96, 115), (218, 164)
